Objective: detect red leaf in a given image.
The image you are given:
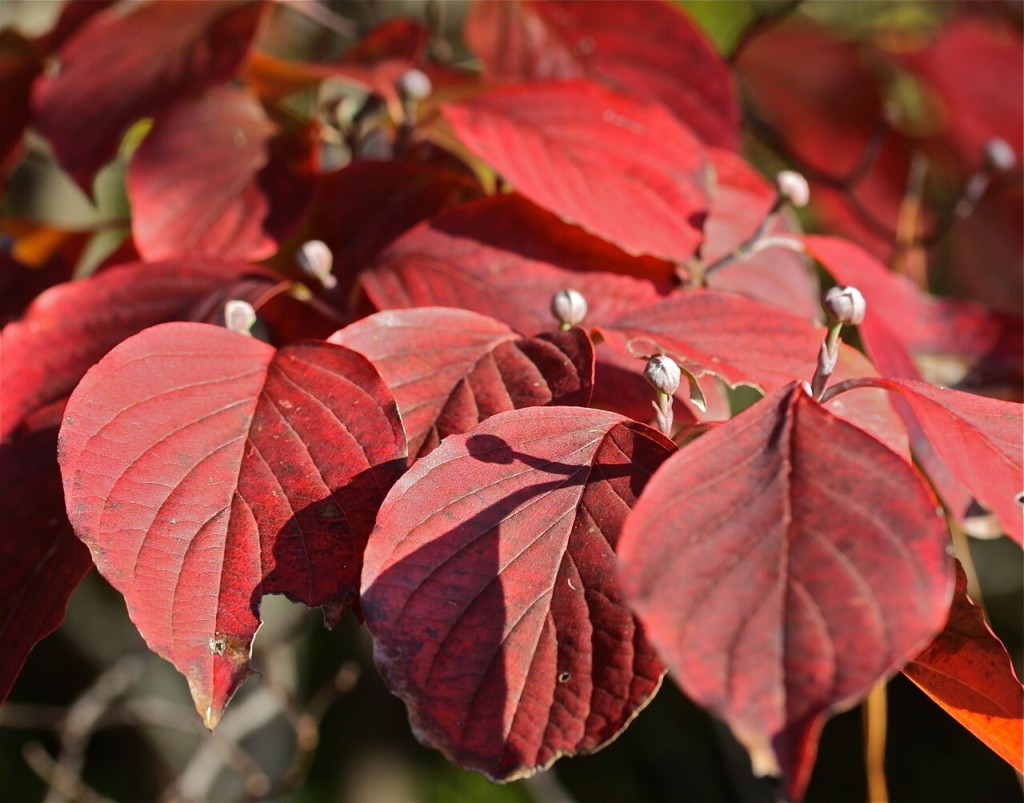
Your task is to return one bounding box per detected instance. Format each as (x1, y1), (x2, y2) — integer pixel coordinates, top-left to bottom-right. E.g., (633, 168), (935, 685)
(899, 18), (1023, 164)
(618, 383), (952, 800)
(329, 308), (594, 460)
(802, 235), (1022, 390)
(443, 80), (710, 261)
(0, 30), (41, 189)
(833, 377), (1024, 545)
(128, 86), (313, 261)
(594, 290), (823, 393)
(0, 418), (93, 704)
(58, 323), (406, 726)
(361, 193), (674, 334)
(465, 0), (739, 148)
(903, 560), (1024, 768)
(702, 148), (820, 320)
(342, 17), (429, 65)
(361, 407), (673, 780)
(32, 0), (267, 190)
(1, 259), (278, 441)
(308, 160), (481, 303)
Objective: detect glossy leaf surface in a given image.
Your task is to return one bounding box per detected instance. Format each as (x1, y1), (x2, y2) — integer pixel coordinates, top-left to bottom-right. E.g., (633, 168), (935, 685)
(619, 384), (952, 799)
(904, 560), (1023, 768)
(465, 0), (739, 148)
(362, 407), (673, 780)
(32, 0), (266, 189)
(59, 323), (407, 726)
(444, 80), (710, 261)
(330, 308), (594, 459)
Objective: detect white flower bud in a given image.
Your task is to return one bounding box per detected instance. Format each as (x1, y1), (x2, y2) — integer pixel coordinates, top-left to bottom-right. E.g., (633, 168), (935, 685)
(397, 68), (432, 102)
(644, 354), (681, 396)
(823, 285), (867, 325)
(224, 300), (257, 336)
(776, 170), (810, 208)
(984, 138), (1016, 172)
(550, 288), (588, 327)
(296, 239), (337, 289)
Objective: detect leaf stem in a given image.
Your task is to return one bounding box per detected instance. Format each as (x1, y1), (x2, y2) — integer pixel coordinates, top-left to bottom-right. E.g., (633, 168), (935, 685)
(862, 680), (890, 803)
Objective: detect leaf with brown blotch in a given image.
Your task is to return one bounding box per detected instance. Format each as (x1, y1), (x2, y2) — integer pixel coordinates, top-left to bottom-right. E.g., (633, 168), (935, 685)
(58, 323), (407, 727)
(618, 383), (953, 800)
(362, 407), (673, 781)
(330, 308), (594, 460)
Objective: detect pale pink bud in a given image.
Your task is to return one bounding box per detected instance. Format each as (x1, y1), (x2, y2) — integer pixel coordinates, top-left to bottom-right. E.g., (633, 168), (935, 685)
(550, 288), (588, 327)
(224, 300), (257, 336)
(644, 355), (681, 396)
(397, 69), (432, 102)
(823, 285), (866, 325)
(776, 170), (810, 208)
(296, 240), (337, 289)
(984, 138), (1016, 172)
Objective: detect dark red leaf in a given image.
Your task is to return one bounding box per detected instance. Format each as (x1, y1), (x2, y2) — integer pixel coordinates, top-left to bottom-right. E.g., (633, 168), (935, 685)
(361, 193), (674, 334)
(330, 308), (594, 460)
(128, 86), (313, 262)
(832, 377), (1023, 545)
(58, 323), (406, 726)
(1, 259), (278, 441)
(0, 30), (41, 189)
(0, 417), (93, 704)
(903, 560), (1023, 768)
(361, 407), (673, 780)
(702, 148), (820, 320)
(342, 17), (429, 65)
(307, 160), (482, 305)
(32, 0), (267, 190)
(618, 383), (952, 800)
(594, 290), (823, 393)
(443, 80), (710, 261)
(465, 0), (739, 148)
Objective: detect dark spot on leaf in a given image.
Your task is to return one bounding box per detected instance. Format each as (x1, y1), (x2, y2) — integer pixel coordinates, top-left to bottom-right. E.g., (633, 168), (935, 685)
(466, 433), (515, 464)
(1015, 491), (1024, 508)
(558, 672), (571, 683)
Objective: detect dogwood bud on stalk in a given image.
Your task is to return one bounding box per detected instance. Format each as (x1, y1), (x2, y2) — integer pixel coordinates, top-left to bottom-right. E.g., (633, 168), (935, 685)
(224, 300), (257, 336)
(397, 68), (431, 128)
(984, 138), (1016, 173)
(776, 170), (810, 208)
(296, 239), (337, 290)
(645, 354), (681, 436)
(550, 288), (588, 330)
(811, 286), (867, 398)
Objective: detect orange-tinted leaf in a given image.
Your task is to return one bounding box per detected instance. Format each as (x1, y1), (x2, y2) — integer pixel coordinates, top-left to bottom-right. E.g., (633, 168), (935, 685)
(330, 308), (594, 459)
(619, 384), (952, 800)
(444, 80), (710, 261)
(362, 407), (673, 780)
(58, 324), (406, 726)
(903, 560), (1024, 768)
(465, 0), (738, 148)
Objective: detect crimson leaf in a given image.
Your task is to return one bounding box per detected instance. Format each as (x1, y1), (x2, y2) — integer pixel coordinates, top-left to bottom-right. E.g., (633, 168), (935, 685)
(362, 407), (673, 780)
(58, 323), (406, 727)
(618, 383), (952, 800)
